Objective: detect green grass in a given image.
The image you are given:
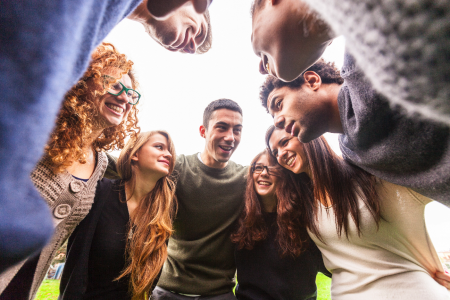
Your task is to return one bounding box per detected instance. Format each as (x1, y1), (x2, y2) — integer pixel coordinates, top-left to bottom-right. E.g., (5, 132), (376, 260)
(37, 275), (331, 299)
(36, 280), (60, 300)
(316, 273), (332, 300)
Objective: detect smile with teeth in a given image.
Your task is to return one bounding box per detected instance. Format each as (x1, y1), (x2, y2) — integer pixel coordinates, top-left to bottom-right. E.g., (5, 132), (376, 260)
(219, 145), (233, 151)
(286, 155), (296, 167)
(105, 103), (124, 114)
(257, 181), (271, 186)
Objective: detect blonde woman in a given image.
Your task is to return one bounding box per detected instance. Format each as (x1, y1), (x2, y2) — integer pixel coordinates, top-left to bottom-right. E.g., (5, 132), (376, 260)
(60, 131), (176, 300)
(0, 43), (139, 300)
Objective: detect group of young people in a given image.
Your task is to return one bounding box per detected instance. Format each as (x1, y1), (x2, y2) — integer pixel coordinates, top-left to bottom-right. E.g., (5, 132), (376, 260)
(1, 0), (450, 299)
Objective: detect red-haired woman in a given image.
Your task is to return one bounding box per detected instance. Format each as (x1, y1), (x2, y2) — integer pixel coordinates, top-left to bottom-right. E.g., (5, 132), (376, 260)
(266, 126), (450, 299)
(61, 131), (176, 300)
(231, 149), (330, 300)
(0, 42), (140, 300)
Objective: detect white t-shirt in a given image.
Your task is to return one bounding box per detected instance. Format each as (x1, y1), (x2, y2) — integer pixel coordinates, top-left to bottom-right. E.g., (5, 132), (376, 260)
(309, 180), (450, 300)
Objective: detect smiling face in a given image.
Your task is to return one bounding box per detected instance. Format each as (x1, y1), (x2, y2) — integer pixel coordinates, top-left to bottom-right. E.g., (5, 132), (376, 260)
(132, 133), (173, 179)
(269, 128), (309, 175)
(251, 0), (333, 81)
(267, 85), (331, 143)
(200, 108), (243, 168)
(92, 68), (133, 129)
(252, 153), (279, 201)
(148, 3), (208, 54)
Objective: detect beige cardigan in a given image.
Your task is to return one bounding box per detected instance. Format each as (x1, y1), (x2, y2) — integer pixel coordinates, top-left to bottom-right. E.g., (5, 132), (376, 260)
(0, 152), (107, 299)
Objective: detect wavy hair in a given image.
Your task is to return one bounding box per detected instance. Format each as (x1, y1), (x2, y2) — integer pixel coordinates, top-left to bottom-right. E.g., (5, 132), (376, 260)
(231, 149), (309, 257)
(266, 126), (380, 240)
(46, 42), (140, 173)
(116, 131), (177, 300)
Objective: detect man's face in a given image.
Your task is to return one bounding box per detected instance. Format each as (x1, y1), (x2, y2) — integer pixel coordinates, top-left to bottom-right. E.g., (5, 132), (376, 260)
(267, 85), (331, 143)
(251, 0), (332, 82)
(201, 109), (243, 167)
(150, 3), (208, 54)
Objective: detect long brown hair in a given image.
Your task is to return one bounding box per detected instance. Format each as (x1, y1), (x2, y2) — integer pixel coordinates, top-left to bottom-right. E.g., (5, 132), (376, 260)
(46, 42), (140, 173)
(266, 126), (380, 240)
(231, 149), (309, 257)
(116, 131), (177, 300)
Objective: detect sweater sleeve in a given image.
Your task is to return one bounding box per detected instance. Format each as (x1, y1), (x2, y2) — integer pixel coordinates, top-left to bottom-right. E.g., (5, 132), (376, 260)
(338, 51), (450, 206)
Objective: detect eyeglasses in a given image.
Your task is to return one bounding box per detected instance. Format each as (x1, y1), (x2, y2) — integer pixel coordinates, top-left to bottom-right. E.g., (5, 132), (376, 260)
(251, 163), (280, 175)
(103, 75), (141, 105)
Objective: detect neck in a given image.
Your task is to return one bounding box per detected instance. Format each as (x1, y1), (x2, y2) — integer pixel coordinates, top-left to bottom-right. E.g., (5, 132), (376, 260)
(325, 83), (343, 134)
(200, 151), (228, 169)
(125, 169), (159, 217)
(260, 196), (277, 213)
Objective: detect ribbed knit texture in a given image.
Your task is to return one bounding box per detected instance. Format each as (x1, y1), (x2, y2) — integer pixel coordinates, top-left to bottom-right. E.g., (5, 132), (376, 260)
(0, 151), (107, 299)
(157, 154), (248, 296)
(303, 0), (450, 124)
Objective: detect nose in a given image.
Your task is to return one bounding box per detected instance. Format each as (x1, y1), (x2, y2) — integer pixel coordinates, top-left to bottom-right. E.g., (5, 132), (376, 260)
(260, 167), (269, 176)
(274, 114), (285, 129)
(183, 37), (198, 54)
(116, 90), (129, 103)
(224, 129), (235, 143)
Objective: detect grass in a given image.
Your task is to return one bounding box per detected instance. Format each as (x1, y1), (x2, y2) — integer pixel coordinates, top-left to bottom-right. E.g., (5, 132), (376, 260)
(36, 275), (331, 299)
(36, 280), (60, 300)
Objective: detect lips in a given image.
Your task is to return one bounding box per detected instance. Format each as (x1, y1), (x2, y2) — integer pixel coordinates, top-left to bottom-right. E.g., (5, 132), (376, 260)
(172, 29), (190, 50)
(219, 145), (233, 152)
(158, 159), (170, 167)
(257, 180), (272, 186)
(105, 103), (124, 114)
(285, 154), (296, 168)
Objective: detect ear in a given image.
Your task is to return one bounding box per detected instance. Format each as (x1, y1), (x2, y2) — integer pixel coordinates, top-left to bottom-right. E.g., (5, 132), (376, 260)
(303, 71), (322, 91)
(131, 151), (139, 162)
(199, 125), (206, 138)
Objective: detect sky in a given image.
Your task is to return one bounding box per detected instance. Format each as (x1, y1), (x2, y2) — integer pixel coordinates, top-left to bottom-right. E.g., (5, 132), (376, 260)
(104, 0), (450, 251)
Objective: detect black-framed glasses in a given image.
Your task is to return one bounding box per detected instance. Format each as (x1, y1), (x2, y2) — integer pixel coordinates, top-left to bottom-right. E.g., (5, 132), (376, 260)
(251, 163), (280, 175)
(103, 75), (141, 105)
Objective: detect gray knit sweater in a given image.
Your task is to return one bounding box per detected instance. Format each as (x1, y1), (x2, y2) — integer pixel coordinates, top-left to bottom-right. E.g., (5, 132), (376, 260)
(0, 152), (107, 299)
(303, 0), (450, 125)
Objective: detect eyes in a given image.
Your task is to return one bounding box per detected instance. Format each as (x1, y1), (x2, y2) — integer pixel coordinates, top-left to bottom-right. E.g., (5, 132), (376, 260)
(216, 125), (242, 134)
(272, 138), (289, 158)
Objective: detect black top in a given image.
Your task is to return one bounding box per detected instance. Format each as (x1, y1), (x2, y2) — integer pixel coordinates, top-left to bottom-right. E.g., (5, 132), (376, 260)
(84, 181), (130, 299)
(235, 213), (331, 300)
(60, 179), (131, 300)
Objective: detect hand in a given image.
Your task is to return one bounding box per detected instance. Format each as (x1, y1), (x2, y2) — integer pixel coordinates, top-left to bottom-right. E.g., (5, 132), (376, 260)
(434, 270), (450, 290)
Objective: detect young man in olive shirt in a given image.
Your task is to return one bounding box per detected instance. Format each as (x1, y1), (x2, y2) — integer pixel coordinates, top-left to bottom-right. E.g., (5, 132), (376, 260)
(152, 99), (247, 299)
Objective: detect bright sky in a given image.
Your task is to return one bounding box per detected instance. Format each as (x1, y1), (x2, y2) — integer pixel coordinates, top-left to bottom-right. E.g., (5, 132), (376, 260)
(104, 0), (450, 251)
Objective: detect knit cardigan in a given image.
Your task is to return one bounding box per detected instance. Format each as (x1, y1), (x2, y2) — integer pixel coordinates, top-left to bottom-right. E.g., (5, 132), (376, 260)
(0, 151), (108, 299)
(303, 0), (450, 125)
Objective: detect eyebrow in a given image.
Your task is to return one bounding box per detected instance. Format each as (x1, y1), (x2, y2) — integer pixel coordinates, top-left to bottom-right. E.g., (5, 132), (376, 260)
(215, 121), (243, 127)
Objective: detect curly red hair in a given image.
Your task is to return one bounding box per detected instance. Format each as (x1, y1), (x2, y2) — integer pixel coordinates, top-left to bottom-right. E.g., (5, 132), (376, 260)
(46, 43), (140, 173)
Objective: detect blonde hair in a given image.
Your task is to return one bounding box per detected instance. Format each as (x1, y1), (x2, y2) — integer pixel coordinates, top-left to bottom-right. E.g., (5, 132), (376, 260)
(46, 42), (140, 173)
(117, 131), (177, 300)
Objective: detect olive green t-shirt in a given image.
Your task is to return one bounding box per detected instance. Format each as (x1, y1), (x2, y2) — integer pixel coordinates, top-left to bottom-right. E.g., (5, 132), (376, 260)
(157, 154), (247, 296)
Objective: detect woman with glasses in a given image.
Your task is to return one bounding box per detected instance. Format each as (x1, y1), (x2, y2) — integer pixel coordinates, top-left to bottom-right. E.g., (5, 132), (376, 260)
(60, 131), (176, 300)
(231, 149), (330, 300)
(266, 126), (450, 299)
(0, 43), (140, 300)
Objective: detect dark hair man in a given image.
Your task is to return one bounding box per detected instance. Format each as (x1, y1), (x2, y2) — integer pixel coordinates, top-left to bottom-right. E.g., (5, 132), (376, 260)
(251, 0), (450, 125)
(0, 0), (212, 273)
(260, 56), (450, 209)
(152, 99), (247, 300)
